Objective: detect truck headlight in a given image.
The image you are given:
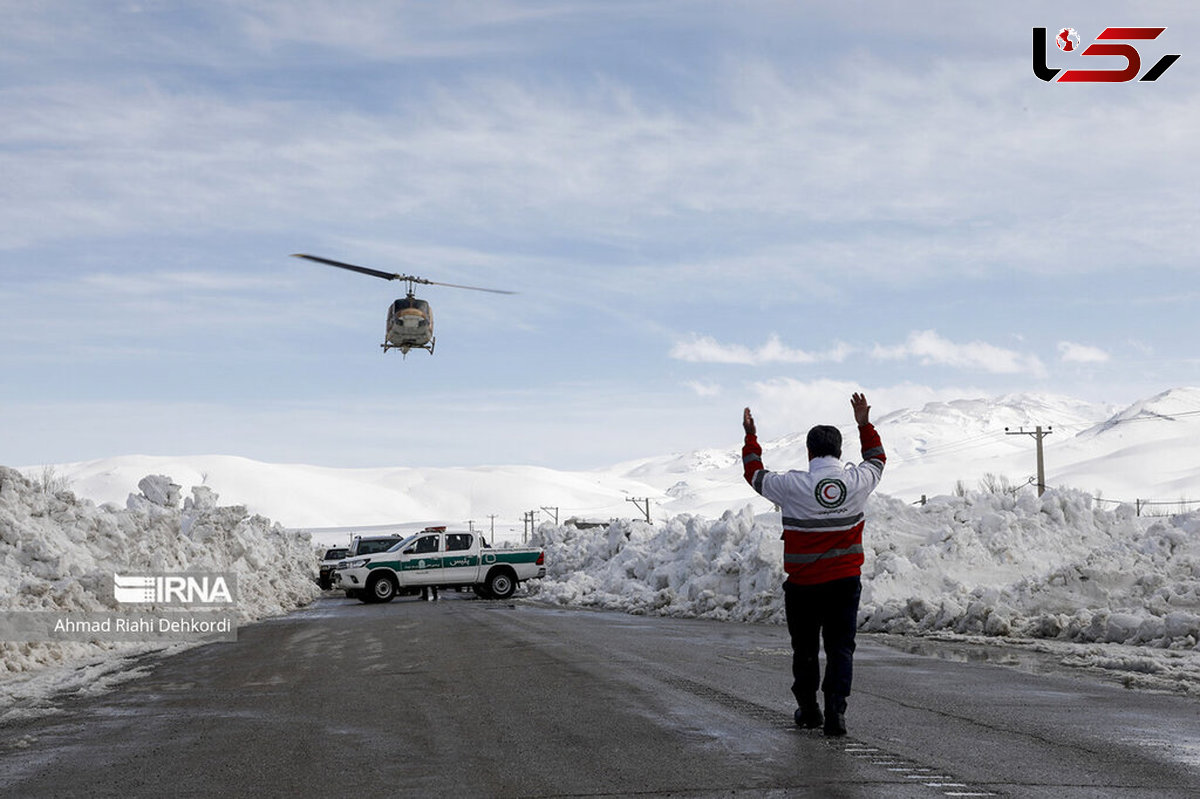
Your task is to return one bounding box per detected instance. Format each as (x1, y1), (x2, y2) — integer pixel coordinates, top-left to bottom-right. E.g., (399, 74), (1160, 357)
(341, 558), (371, 570)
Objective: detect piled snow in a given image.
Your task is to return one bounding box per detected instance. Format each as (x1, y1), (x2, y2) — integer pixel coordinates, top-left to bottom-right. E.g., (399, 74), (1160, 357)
(530, 487), (1200, 688)
(858, 491), (1200, 649)
(0, 466), (319, 709)
(532, 508), (785, 623)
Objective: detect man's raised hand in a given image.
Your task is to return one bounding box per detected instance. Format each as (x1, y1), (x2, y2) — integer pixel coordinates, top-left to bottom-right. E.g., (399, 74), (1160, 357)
(743, 407), (756, 436)
(851, 393), (871, 426)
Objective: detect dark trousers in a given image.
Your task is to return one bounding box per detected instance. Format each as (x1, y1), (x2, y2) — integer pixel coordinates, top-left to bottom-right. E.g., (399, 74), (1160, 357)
(783, 576), (862, 706)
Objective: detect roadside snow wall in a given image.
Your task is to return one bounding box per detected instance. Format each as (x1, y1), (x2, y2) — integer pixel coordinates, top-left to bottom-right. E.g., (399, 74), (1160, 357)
(530, 487), (1200, 651)
(1, 467), (319, 687)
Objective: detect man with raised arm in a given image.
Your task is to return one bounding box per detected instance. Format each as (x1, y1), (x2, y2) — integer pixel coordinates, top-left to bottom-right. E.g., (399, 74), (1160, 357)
(742, 393), (886, 736)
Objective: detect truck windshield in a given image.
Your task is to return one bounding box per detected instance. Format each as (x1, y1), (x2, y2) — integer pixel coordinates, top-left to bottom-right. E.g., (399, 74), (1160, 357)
(387, 534), (419, 553)
(357, 539), (402, 555)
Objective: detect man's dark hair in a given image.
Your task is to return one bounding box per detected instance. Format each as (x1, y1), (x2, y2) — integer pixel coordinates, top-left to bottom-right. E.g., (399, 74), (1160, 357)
(806, 425), (842, 459)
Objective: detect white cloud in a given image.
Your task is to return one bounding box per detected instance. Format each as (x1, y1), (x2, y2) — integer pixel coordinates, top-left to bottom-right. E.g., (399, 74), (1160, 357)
(670, 334), (852, 365)
(744, 378), (977, 437)
(675, 330), (1046, 378)
(1058, 341), (1110, 364)
(684, 380), (722, 398)
(872, 330), (1046, 377)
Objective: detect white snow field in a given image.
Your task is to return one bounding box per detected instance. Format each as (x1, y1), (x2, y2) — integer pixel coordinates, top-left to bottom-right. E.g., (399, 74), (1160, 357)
(3, 387), (1199, 706)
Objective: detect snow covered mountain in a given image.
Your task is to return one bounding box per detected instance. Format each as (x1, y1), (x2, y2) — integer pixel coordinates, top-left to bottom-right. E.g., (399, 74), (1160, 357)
(39, 387), (1200, 544)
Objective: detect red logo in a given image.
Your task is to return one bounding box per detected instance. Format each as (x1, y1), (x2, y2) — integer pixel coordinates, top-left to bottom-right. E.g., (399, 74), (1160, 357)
(1056, 28), (1080, 52)
(814, 478), (847, 509)
(1034, 27), (1180, 82)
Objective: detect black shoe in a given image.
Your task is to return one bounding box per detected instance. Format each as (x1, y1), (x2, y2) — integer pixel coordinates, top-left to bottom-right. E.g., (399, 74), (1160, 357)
(823, 693), (847, 736)
(823, 711), (847, 736)
(794, 704), (823, 729)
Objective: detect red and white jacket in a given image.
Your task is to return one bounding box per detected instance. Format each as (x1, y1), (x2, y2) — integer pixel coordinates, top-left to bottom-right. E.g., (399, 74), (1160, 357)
(743, 425), (885, 585)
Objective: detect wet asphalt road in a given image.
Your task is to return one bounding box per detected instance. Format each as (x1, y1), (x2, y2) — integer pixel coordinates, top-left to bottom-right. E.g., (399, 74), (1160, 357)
(2, 593), (1199, 798)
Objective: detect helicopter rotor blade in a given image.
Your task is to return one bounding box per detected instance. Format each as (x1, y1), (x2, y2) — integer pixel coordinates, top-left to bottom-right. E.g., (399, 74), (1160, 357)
(421, 279), (516, 295)
(293, 253), (515, 294)
(291, 253), (404, 282)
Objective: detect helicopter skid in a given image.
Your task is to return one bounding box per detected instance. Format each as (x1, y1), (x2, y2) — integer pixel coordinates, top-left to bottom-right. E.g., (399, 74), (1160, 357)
(382, 337), (435, 355)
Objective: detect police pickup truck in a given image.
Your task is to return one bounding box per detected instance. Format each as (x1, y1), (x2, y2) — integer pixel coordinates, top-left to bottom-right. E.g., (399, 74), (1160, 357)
(333, 527), (546, 603)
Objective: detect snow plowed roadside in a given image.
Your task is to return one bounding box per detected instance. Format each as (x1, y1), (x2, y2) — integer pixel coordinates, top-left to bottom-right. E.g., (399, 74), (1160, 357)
(530, 487), (1200, 693)
(0, 467), (319, 714)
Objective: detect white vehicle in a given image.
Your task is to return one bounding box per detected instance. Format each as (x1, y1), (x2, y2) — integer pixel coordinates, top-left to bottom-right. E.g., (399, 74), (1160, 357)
(334, 529), (545, 603)
(318, 547), (349, 590)
(346, 534), (406, 558)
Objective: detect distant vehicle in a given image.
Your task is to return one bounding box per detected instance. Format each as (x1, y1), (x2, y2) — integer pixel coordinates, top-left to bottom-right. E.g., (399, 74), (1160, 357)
(318, 547), (349, 590)
(335, 529), (545, 603)
(347, 535), (406, 558)
(292, 253), (514, 355)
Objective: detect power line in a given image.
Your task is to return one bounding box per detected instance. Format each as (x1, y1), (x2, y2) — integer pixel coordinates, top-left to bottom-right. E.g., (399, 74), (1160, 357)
(1092, 496), (1200, 516)
(1096, 408), (1200, 428)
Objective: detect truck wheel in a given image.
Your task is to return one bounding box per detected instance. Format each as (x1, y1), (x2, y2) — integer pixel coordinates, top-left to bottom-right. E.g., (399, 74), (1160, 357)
(485, 569), (516, 600)
(365, 573), (397, 603)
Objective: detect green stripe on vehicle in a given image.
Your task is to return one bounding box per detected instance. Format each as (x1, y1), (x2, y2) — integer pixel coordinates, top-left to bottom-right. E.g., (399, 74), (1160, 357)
(491, 551), (540, 564)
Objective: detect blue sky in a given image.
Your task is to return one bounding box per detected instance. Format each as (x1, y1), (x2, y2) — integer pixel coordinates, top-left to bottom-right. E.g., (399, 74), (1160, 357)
(2, 1), (1198, 470)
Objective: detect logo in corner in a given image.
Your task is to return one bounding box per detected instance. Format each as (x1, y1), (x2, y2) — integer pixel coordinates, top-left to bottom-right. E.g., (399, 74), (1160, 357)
(114, 573), (235, 605)
(814, 478), (848, 509)
(1034, 26), (1180, 83)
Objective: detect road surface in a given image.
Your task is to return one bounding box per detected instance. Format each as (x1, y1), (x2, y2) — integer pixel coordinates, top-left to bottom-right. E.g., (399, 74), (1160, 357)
(2, 593), (1198, 797)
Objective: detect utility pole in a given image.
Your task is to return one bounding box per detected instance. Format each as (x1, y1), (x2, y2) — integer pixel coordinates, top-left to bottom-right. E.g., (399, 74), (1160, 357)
(627, 497), (652, 524)
(1005, 426), (1053, 496)
(523, 510), (539, 543)
(540, 506), (560, 526)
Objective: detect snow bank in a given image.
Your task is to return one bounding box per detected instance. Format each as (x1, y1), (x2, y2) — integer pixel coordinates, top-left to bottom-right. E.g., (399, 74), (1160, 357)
(0, 466), (319, 707)
(533, 507), (785, 624)
(530, 488), (1200, 653)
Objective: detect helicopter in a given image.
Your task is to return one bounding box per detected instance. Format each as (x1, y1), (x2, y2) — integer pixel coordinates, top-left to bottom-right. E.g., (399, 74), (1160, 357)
(292, 253), (514, 355)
